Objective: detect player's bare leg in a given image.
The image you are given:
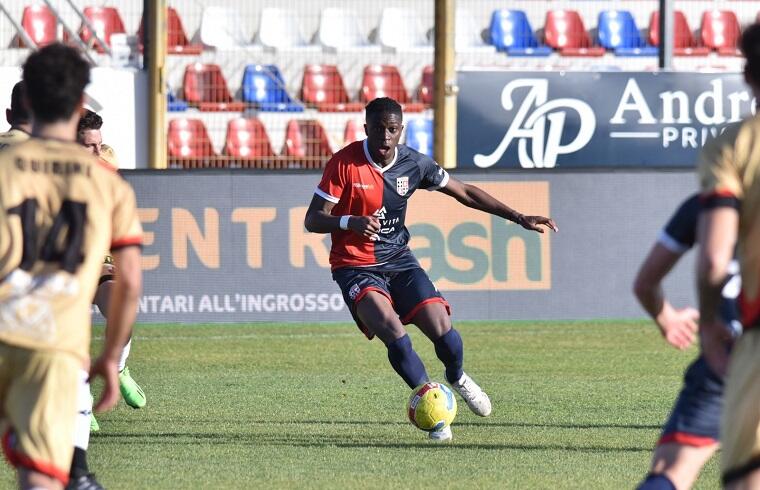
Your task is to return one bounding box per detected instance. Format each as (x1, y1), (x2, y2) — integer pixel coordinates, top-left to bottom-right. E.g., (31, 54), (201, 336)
(644, 442), (717, 489)
(725, 469), (760, 490)
(413, 303), (492, 417)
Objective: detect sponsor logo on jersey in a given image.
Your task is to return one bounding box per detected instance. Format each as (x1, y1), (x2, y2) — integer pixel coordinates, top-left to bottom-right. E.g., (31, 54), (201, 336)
(348, 284), (361, 300)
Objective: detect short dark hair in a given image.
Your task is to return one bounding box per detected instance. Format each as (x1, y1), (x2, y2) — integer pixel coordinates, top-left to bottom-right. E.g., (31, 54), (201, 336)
(365, 97), (403, 122)
(742, 24), (760, 85)
(22, 43), (90, 124)
(78, 109), (102, 133)
(8, 81), (29, 126)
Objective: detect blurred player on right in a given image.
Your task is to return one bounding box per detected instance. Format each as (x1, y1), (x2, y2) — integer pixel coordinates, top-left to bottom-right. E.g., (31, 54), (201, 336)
(697, 23), (760, 490)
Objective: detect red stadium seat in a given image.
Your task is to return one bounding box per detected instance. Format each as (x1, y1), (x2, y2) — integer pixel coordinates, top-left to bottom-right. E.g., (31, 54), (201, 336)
(138, 7), (202, 55)
(167, 119), (219, 167)
(80, 6), (126, 52)
(418, 65), (434, 105)
(282, 120), (333, 168)
(701, 10), (741, 56)
(18, 5), (57, 47)
(544, 10), (605, 56)
(224, 118), (275, 158)
(300, 65), (363, 112)
(182, 63), (246, 112)
(649, 11), (710, 56)
(360, 65), (425, 112)
(344, 120), (363, 145)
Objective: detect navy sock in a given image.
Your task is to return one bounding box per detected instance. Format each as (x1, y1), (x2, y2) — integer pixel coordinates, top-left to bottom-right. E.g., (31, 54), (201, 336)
(637, 473), (676, 490)
(70, 447), (89, 478)
(434, 328), (464, 383)
(387, 334), (428, 389)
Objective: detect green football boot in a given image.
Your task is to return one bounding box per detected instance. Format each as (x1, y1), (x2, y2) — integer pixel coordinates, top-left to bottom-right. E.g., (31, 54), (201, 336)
(119, 366), (146, 409)
(89, 412), (100, 432)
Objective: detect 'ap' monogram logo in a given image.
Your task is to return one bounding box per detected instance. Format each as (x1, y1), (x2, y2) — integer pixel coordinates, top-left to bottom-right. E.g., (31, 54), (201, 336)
(473, 79), (596, 169)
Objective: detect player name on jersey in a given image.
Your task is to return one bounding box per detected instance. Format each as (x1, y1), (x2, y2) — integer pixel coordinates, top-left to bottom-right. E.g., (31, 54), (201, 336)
(14, 156), (92, 176)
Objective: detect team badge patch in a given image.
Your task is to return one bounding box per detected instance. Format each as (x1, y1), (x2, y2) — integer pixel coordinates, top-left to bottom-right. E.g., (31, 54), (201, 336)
(348, 284), (361, 300)
(396, 176), (409, 196)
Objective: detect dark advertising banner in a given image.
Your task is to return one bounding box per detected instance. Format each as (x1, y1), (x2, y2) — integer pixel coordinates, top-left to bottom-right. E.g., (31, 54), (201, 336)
(457, 71), (754, 168)
(92, 171), (701, 323)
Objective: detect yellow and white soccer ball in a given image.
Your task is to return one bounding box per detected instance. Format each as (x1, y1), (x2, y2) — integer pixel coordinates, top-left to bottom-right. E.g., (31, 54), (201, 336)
(407, 382), (457, 432)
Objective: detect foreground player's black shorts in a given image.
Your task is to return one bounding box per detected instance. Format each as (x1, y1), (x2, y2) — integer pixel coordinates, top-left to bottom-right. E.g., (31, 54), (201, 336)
(658, 355), (723, 446)
(332, 265), (450, 340)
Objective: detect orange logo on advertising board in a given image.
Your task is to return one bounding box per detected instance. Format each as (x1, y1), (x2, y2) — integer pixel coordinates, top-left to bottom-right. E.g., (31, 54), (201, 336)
(406, 182), (551, 291)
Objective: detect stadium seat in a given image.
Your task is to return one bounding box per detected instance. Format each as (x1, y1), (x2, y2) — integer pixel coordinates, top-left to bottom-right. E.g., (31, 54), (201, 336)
(701, 10), (741, 56)
(377, 8), (432, 52)
(167, 118), (217, 166)
(344, 120), (363, 145)
(455, 8), (495, 53)
(488, 9), (552, 56)
(597, 11), (658, 56)
(17, 5), (57, 47)
(316, 8), (379, 52)
(282, 120), (333, 168)
(168, 91), (188, 112)
(138, 7), (201, 54)
(199, 6), (251, 49)
(405, 118), (433, 157)
(241, 64), (304, 112)
(649, 11), (710, 56)
(360, 65), (425, 112)
(418, 65), (433, 105)
(80, 6), (126, 52)
(224, 118), (275, 158)
(301, 65), (363, 112)
(544, 10), (605, 56)
(183, 63), (246, 112)
(256, 8), (318, 51)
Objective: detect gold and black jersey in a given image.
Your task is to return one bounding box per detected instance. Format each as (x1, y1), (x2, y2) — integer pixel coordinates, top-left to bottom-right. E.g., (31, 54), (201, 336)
(0, 128), (30, 150)
(0, 137), (142, 361)
(699, 114), (760, 330)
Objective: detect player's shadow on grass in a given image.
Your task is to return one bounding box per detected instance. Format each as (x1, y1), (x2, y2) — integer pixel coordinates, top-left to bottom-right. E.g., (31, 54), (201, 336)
(94, 432), (652, 452)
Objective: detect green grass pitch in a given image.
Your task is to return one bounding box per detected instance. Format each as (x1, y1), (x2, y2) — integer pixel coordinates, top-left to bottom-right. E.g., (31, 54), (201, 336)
(1, 321), (720, 489)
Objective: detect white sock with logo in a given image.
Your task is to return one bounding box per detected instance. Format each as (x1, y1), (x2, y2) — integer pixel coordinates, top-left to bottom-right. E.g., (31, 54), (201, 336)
(73, 369), (92, 450)
(118, 338), (132, 372)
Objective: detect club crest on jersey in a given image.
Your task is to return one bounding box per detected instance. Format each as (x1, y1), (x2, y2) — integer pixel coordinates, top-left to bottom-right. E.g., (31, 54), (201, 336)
(396, 176), (409, 196)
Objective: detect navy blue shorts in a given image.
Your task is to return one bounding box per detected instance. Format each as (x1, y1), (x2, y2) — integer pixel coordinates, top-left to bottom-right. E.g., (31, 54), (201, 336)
(659, 355), (724, 446)
(332, 266), (450, 340)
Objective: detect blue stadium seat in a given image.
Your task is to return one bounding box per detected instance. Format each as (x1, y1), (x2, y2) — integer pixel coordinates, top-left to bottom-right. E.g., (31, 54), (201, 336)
(489, 10), (552, 56)
(168, 91), (188, 112)
(241, 64), (304, 112)
(597, 10), (657, 56)
(405, 118), (433, 156)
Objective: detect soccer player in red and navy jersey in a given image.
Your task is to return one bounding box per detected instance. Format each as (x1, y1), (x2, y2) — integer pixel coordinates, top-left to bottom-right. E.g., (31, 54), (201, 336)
(304, 97), (558, 441)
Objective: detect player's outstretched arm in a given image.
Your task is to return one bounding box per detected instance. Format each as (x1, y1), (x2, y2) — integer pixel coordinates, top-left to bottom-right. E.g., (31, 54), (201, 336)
(438, 176), (558, 233)
(633, 243), (698, 350)
(304, 194), (380, 239)
(90, 245), (142, 412)
(697, 207), (739, 376)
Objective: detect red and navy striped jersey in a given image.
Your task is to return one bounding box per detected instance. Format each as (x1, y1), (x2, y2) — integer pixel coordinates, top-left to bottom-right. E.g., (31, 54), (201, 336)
(315, 140), (449, 271)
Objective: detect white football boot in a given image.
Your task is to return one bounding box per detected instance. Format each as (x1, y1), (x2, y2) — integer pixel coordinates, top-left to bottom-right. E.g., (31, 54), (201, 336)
(450, 372), (492, 417)
(429, 425), (452, 442)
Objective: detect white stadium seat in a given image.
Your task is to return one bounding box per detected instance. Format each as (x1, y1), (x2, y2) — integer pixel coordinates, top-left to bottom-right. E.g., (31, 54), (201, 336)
(199, 6), (251, 49)
(256, 8), (319, 51)
(377, 7), (433, 53)
(317, 8), (380, 53)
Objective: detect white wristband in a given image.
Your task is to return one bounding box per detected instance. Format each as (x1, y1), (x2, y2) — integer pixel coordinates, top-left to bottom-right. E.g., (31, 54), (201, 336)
(339, 215), (351, 230)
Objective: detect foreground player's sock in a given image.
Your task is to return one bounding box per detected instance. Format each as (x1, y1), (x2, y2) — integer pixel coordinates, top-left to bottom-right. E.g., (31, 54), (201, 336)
(434, 328), (464, 384)
(637, 473), (676, 490)
(71, 370), (92, 478)
(118, 337), (132, 372)
(387, 334), (429, 388)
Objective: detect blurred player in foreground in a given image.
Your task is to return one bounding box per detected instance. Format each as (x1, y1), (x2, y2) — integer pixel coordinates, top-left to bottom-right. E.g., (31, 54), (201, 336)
(698, 23), (760, 489)
(304, 97), (557, 442)
(77, 109), (146, 412)
(634, 194), (741, 490)
(0, 43), (142, 490)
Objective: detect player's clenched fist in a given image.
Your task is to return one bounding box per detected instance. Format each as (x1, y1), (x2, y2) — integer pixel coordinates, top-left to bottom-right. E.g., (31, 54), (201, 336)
(348, 215), (381, 240)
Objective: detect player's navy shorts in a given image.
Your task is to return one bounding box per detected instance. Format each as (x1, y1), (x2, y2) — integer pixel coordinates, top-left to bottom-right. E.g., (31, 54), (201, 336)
(332, 265), (450, 340)
(658, 355), (723, 446)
